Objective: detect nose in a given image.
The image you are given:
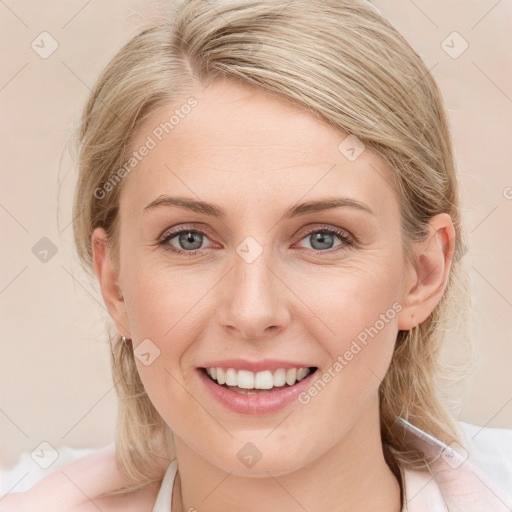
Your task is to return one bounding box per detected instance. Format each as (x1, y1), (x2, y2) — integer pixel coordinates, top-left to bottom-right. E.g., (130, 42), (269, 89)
(216, 249), (291, 340)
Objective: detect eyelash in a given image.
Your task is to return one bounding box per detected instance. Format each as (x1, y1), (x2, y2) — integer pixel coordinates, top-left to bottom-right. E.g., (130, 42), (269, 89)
(157, 224), (354, 257)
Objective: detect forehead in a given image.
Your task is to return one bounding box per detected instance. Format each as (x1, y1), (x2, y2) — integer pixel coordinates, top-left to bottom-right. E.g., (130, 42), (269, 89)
(121, 78), (399, 218)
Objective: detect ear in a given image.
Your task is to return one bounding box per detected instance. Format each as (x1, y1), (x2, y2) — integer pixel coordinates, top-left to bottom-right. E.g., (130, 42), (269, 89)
(397, 213), (456, 330)
(92, 227), (131, 339)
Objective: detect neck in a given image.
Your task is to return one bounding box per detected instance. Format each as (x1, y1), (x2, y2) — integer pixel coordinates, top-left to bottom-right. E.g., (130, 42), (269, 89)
(171, 398), (401, 512)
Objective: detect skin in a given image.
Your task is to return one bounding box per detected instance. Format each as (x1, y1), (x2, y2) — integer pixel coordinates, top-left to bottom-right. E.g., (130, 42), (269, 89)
(3, 77), (454, 512)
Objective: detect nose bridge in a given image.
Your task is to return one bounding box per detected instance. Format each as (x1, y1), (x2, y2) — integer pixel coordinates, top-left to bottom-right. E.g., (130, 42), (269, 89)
(218, 239), (289, 339)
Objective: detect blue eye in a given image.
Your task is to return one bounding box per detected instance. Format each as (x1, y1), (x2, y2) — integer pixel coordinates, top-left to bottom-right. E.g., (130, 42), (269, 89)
(296, 227), (353, 252)
(158, 224), (353, 256)
(160, 228), (212, 255)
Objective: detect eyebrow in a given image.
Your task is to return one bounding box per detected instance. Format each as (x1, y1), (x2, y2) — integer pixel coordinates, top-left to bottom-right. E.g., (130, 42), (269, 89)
(143, 195), (375, 218)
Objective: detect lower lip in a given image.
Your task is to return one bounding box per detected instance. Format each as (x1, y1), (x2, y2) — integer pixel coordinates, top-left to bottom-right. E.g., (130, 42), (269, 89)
(196, 368), (316, 415)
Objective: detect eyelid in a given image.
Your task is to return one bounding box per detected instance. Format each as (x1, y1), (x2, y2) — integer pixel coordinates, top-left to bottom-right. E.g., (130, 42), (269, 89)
(297, 224), (354, 243)
(158, 222), (355, 257)
(159, 223), (354, 242)
(158, 223), (216, 241)
(292, 225), (355, 253)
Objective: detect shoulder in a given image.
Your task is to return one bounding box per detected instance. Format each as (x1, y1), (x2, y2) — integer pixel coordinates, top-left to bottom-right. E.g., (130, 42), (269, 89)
(458, 421), (512, 497)
(67, 482), (161, 512)
(0, 445), (162, 512)
(398, 418), (512, 510)
(0, 485), (160, 512)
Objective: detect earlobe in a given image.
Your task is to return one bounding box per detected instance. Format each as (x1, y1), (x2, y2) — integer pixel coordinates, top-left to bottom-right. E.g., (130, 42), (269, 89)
(397, 213), (455, 330)
(91, 227), (131, 339)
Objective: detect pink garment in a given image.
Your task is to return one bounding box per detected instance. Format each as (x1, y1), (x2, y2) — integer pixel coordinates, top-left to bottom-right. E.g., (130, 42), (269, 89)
(400, 419), (512, 511)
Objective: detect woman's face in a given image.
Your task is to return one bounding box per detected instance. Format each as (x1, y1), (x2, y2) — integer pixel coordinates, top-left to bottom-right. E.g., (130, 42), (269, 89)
(102, 78), (421, 476)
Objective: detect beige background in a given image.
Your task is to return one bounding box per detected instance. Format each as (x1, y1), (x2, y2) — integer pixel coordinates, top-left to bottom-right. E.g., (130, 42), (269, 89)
(1, 0), (511, 469)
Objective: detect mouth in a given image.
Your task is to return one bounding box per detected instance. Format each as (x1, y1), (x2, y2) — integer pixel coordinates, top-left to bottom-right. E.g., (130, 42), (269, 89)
(199, 366), (318, 394)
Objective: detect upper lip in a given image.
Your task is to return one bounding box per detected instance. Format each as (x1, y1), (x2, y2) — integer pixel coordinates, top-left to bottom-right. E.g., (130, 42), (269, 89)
(199, 359), (316, 373)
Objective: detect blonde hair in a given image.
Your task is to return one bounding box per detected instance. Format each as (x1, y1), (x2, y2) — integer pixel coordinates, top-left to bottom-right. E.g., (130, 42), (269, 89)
(71, 0), (474, 494)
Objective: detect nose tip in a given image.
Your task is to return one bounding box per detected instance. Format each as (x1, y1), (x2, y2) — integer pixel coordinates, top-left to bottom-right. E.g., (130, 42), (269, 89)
(225, 322), (280, 341)
(216, 258), (291, 341)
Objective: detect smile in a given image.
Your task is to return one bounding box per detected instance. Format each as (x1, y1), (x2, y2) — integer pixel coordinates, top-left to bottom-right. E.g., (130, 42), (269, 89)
(203, 366), (316, 392)
(197, 366), (319, 414)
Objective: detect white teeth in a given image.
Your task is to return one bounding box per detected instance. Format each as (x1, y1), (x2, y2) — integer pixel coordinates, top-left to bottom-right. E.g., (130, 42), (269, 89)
(205, 366), (314, 389)
(254, 370), (274, 389)
(225, 368), (237, 386)
(216, 367), (226, 385)
(296, 367), (309, 381)
(237, 370), (255, 389)
(273, 368), (287, 387)
(285, 368), (297, 385)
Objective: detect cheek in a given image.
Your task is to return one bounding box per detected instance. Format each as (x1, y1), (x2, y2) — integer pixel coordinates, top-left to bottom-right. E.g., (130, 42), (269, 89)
(121, 268), (210, 430)
(294, 252), (403, 342)
(120, 262), (213, 392)
(291, 256), (403, 401)
(122, 250), (210, 339)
